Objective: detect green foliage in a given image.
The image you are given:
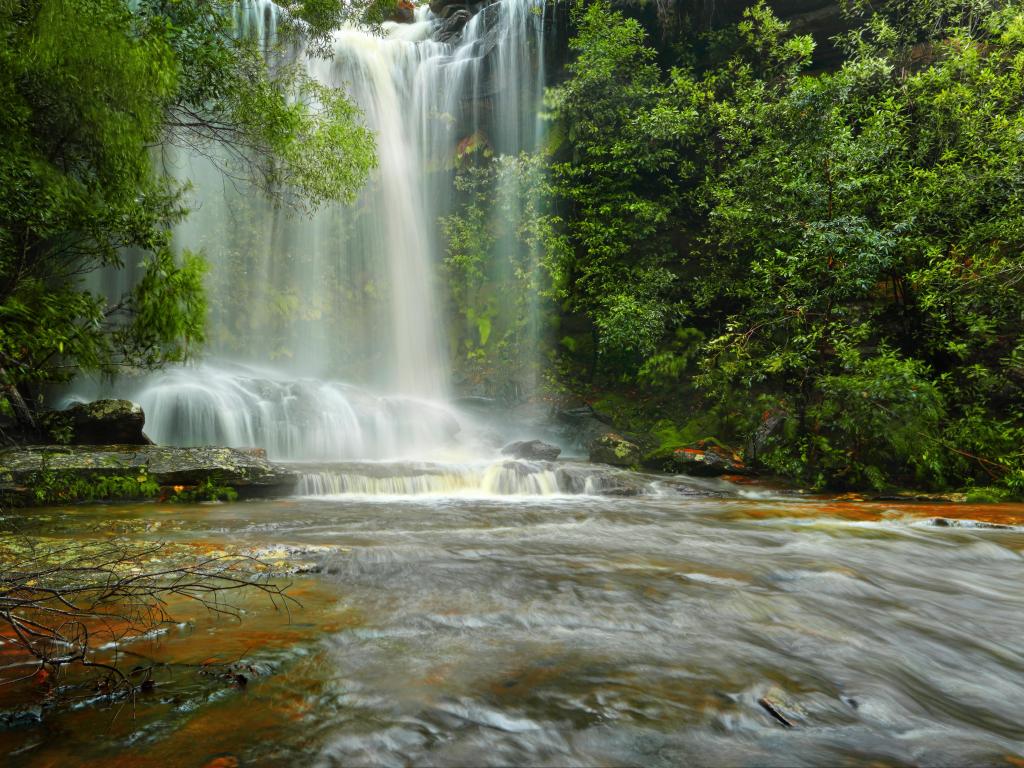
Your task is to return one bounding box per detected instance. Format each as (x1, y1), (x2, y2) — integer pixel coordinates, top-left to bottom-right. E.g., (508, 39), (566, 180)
(0, 0), (376, 426)
(543, 0), (698, 370)
(167, 476), (238, 503)
(139, 0), (376, 209)
(542, 0), (1024, 491)
(637, 327), (704, 390)
(756, 352), (949, 490)
(965, 485), (1023, 503)
(26, 466), (159, 505)
(441, 154), (554, 397)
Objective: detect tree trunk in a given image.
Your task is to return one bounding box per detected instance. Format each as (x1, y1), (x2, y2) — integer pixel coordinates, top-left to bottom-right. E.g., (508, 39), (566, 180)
(0, 367), (36, 431)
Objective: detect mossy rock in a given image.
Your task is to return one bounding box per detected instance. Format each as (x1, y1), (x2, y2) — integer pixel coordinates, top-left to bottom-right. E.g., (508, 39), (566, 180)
(58, 399), (151, 445)
(589, 432), (642, 467)
(0, 445), (297, 505)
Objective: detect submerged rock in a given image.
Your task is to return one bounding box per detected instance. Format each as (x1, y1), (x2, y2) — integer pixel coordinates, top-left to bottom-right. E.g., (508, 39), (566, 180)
(501, 439), (561, 461)
(59, 399), (152, 445)
(0, 705), (43, 729)
(589, 433), (641, 467)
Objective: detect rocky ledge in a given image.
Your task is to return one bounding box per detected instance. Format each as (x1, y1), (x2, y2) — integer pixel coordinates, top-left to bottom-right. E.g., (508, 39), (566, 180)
(0, 445), (298, 504)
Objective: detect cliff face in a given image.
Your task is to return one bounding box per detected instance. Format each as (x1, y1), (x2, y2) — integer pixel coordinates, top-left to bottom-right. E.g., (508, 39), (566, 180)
(610, 0), (851, 65)
(693, 0), (849, 62)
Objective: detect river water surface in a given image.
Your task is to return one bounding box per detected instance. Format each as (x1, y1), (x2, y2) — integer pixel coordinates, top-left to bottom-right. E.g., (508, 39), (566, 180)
(2, 481), (1023, 766)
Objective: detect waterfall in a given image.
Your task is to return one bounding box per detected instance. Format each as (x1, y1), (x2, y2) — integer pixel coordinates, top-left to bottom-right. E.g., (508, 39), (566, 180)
(87, 0), (553, 461)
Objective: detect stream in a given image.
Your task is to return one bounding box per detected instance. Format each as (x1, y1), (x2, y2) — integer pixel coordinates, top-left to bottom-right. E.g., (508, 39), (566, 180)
(1, 475), (1022, 766)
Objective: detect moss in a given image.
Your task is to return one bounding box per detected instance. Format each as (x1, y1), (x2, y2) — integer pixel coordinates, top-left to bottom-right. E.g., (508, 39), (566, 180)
(23, 467), (160, 505)
(166, 476), (239, 503)
(965, 486), (1024, 504)
(641, 416), (730, 465)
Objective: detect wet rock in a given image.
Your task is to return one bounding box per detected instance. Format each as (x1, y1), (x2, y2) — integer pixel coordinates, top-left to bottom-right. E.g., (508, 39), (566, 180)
(429, 0), (466, 18)
(501, 439), (561, 461)
(757, 696), (795, 728)
(436, 7), (471, 41)
(600, 484), (644, 497)
(928, 517), (1013, 530)
(589, 433), (641, 467)
(556, 404), (614, 447)
(0, 445), (298, 504)
(235, 447), (267, 459)
(669, 445), (751, 477)
(745, 408), (787, 464)
(871, 491), (967, 503)
(59, 399), (152, 445)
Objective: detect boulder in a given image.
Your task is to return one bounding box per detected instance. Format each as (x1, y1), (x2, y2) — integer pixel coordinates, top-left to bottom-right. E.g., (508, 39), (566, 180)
(669, 445), (751, 477)
(501, 439), (561, 461)
(589, 433), (641, 467)
(59, 399), (152, 445)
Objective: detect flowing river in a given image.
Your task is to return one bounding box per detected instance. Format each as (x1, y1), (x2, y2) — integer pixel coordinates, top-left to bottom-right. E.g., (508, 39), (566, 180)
(2, 480), (1022, 766)
(11, 0), (1023, 764)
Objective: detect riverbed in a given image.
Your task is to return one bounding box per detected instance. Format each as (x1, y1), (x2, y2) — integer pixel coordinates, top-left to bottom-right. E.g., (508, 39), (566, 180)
(1, 482), (1023, 766)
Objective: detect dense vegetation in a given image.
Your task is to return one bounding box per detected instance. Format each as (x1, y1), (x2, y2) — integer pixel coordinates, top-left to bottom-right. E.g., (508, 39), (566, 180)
(2, 0), (1020, 495)
(0, 0), (376, 435)
(446, 0), (1024, 493)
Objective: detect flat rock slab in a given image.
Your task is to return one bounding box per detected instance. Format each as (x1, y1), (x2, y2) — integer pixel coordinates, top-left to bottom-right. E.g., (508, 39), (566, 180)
(0, 445), (297, 500)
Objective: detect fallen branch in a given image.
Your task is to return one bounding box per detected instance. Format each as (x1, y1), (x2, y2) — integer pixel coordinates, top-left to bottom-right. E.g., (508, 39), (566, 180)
(0, 538), (297, 700)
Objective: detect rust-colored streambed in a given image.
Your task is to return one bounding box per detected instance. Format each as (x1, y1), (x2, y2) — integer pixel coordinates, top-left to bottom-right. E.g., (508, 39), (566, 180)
(1, 488), (1022, 766)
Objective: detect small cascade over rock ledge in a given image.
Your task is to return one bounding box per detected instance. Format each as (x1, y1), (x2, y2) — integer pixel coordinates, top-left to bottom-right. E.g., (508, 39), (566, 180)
(294, 459), (703, 497)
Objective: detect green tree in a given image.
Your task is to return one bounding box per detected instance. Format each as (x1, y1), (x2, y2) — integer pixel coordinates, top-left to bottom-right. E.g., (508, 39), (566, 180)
(0, 0), (376, 433)
(544, 0), (698, 372)
(694, 3), (1024, 489)
(543, 0), (1024, 491)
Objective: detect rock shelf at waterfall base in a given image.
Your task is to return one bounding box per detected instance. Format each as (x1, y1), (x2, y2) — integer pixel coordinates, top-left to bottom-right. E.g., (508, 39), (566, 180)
(0, 445), (298, 504)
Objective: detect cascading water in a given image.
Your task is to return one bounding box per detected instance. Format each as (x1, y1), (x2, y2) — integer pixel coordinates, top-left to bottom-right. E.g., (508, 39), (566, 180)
(81, 0), (558, 480)
(295, 460), (689, 497)
(107, 363), (464, 461)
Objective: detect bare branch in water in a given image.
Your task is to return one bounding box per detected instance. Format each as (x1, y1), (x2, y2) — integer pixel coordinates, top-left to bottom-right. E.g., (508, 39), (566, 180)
(0, 538), (297, 698)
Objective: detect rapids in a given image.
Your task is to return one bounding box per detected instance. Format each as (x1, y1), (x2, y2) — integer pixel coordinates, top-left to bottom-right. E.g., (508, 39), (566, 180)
(1, 490), (1022, 766)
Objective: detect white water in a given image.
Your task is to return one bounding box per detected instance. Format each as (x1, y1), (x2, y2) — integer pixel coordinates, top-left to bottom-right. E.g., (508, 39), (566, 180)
(86, 0), (553, 472)
(295, 460), (678, 497)
(115, 363), (465, 461)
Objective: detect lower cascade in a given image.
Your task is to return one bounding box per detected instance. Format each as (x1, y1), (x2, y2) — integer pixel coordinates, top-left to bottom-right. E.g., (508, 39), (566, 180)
(295, 460), (686, 497)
